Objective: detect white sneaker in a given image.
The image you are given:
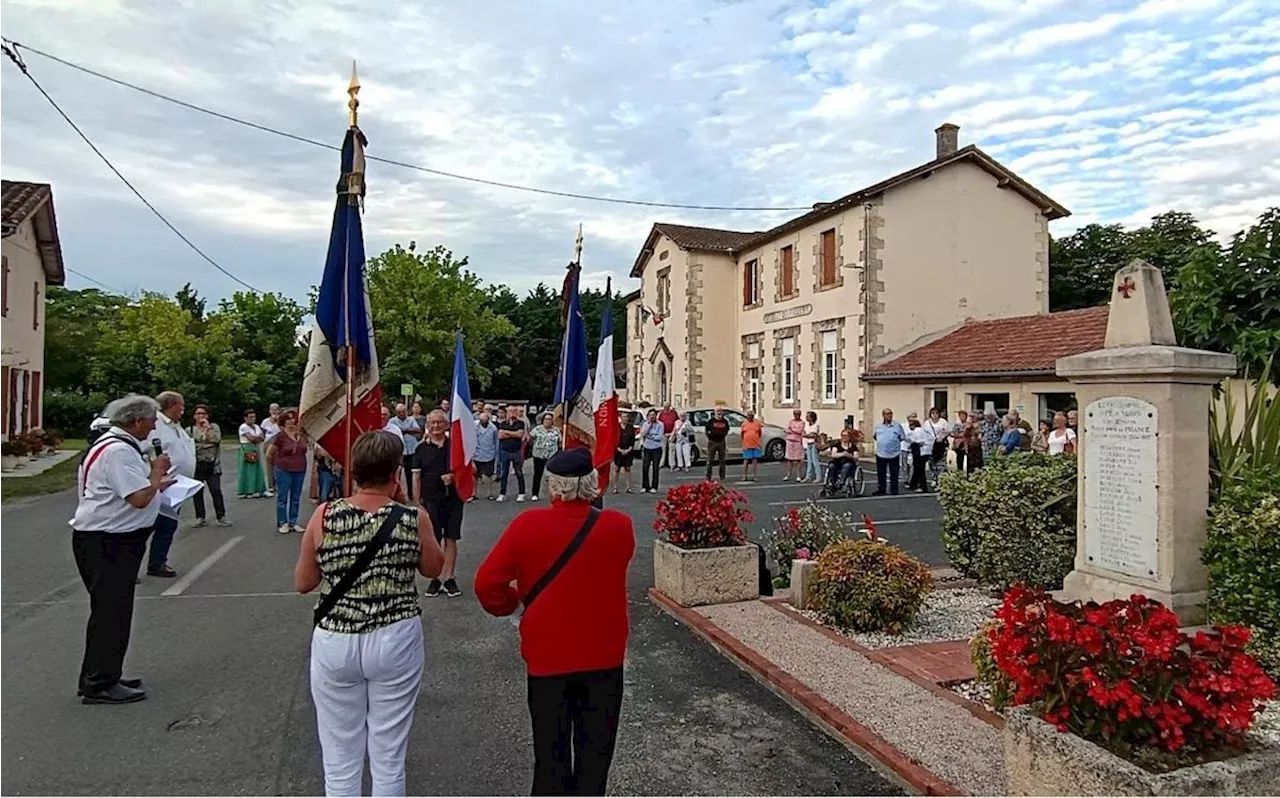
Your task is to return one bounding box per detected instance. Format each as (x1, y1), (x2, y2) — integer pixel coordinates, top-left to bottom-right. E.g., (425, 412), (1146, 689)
(516, 494), (526, 503)
(783, 475), (791, 481)
(277, 524), (290, 535)
(263, 490), (275, 498)
(496, 494), (506, 502)
(531, 495), (539, 501)
(193, 519), (207, 528)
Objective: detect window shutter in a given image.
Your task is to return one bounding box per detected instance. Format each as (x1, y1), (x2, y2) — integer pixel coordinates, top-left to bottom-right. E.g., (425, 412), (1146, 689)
(30, 371), (41, 429)
(1, 366), (8, 436)
(781, 247), (794, 296)
(32, 281), (40, 331)
(743, 264), (751, 306)
(821, 229), (837, 286)
(2, 256), (9, 317)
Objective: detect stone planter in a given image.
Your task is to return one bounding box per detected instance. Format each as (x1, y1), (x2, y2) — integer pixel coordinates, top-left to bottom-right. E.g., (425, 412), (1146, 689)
(1004, 706), (1279, 796)
(653, 539), (759, 607)
(1, 455), (16, 471)
(790, 559), (818, 609)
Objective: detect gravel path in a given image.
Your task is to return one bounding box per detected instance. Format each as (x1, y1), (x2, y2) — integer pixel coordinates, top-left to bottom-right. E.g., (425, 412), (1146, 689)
(798, 587), (999, 649)
(698, 601), (1005, 794)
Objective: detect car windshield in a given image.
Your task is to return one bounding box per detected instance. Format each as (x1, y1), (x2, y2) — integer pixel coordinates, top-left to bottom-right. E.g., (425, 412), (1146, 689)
(724, 410), (747, 426)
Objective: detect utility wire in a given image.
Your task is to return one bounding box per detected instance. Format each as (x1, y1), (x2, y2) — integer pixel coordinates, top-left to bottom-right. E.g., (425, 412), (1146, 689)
(2, 38), (815, 213)
(66, 267), (129, 295)
(2, 41), (264, 293)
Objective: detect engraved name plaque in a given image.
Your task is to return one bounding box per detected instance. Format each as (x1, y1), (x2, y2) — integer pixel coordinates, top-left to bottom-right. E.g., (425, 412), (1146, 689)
(1084, 396), (1159, 580)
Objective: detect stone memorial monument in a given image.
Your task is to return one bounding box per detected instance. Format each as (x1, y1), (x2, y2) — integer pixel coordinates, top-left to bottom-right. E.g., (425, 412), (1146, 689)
(1055, 260), (1236, 624)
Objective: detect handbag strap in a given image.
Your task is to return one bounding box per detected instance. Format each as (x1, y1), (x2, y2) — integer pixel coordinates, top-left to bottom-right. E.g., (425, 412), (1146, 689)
(314, 504), (409, 627)
(522, 507), (600, 611)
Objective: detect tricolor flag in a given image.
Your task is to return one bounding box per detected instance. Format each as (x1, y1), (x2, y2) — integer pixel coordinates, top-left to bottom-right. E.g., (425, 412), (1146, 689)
(553, 264), (595, 450)
(449, 333), (477, 502)
(592, 279), (619, 490)
(299, 126), (383, 472)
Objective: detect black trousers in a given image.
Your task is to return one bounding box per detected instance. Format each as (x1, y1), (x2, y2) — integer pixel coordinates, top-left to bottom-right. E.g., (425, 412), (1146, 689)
(71, 527), (150, 693)
(954, 447), (966, 474)
(640, 448), (661, 492)
(533, 456), (549, 497)
(705, 440), (727, 481)
(875, 455), (900, 495)
(909, 443), (929, 491)
(527, 667), (624, 796)
(192, 461), (226, 521)
(402, 454), (416, 500)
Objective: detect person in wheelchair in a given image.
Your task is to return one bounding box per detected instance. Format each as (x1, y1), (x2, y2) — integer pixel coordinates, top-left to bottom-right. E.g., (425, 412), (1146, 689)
(820, 428), (862, 497)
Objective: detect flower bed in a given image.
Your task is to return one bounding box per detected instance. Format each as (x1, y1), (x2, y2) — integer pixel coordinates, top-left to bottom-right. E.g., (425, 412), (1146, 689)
(796, 586), (998, 649)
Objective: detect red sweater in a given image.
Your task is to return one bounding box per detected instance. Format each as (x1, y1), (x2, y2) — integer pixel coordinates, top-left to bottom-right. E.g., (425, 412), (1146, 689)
(475, 501), (635, 677)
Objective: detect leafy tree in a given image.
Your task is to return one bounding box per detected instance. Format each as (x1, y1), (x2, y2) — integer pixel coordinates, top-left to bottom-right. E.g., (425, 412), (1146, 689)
(213, 290), (307, 408)
(43, 286), (130, 391)
(1128, 211), (1214, 283)
(364, 242), (516, 400)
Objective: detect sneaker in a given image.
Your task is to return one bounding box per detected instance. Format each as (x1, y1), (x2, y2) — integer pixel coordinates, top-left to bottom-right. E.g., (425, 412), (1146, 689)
(425, 579), (442, 597)
(531, 495), (539, 501)
(193, 518), (208, 528)
(516, 495), (526, 503)
(277, 524), (290, 535)
(291, 524), (305, 534)
(263, 490), (275, 498)
(783, 475), (791, 482)
(496, 495), (506, 502)
(443, 578), (462, 598)
(216, 518), (233, 527)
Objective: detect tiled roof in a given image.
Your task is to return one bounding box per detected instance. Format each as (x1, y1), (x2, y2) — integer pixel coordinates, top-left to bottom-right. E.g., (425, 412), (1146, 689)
(2, 180), (52, 232)
(653, 223), (761, 252)
(862, 306), (1109, 380)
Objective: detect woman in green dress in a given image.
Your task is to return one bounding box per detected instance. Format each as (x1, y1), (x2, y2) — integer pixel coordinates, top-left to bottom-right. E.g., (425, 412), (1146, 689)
(236, 408), (267, 498)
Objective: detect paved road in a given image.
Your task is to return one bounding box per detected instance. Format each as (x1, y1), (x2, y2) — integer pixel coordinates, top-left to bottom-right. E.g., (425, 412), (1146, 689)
(1, 453), (943, 795)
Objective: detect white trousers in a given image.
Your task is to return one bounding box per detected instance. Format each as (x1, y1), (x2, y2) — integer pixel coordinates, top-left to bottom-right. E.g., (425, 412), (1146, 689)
(310, 616), (425, 797)
(674, 440), (692, 468)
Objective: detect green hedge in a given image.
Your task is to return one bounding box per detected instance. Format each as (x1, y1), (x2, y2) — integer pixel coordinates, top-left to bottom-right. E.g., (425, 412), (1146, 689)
(810, 539), (934, 634)
(41, 389), (109, 437)
(1204, 467), (1280, 676)
(938, 452), (1077, 590)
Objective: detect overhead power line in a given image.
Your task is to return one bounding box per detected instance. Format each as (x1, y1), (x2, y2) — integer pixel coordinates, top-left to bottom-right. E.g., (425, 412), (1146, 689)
(66, 266), (129, 294)
(2, 38), (814, 213)
(2, 40), (263, 293)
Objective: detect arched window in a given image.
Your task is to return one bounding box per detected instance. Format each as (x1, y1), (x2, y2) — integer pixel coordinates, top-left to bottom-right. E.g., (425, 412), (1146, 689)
(658, 361), (669, 406)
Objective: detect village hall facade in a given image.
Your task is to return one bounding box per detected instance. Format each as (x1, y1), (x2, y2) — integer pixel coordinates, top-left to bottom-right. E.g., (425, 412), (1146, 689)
(624, 123), (1077, 434)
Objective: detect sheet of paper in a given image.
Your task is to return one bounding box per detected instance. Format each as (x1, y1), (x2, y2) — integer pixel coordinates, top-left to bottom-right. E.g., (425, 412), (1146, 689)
(161, 474), (205, 509)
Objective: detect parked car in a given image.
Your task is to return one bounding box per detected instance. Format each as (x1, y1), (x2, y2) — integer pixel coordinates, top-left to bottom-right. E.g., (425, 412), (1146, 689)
(685, 407), (787, 463)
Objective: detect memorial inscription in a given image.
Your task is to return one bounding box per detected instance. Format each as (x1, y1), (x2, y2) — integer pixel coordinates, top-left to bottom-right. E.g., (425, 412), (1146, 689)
(1084, 396), (1159, 580)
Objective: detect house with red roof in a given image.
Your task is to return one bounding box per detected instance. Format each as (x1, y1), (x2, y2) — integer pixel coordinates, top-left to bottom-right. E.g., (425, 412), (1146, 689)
(2, 180), (66, 438)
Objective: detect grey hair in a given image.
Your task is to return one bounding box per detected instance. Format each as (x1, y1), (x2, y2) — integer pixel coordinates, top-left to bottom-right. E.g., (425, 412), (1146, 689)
(427, 409), (447, 422)
(106, 394), (161, 426)
(156, 391), (184, 411)
(546, 470), (599, 502)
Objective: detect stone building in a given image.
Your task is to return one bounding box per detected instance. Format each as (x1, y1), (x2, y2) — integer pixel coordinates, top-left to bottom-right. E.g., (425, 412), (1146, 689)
(624, 123), (1069, 433)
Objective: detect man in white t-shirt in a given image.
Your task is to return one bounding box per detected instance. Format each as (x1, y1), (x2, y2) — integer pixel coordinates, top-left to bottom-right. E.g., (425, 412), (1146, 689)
(260, 403), (282, 497)
(143, 391), (196, 579)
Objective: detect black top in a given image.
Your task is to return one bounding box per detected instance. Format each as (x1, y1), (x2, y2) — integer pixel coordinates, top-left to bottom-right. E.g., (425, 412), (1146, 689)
(498, 419), (525, 453)
(705, 417), (731, 443)
(617, 425), (636, 451)
(412, 436), (454, 503)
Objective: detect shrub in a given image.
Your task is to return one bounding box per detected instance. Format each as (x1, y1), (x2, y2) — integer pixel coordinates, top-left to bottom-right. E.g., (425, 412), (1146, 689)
(970, 618), (1015, 711)
(938, 452), (1076, 590)
(810, 539), (934, 634)
(1204, 466), (1280, 677)
(1210, 358), (1280, 498)
(41, 389), (109, 437)
(765, 501), (858, 586)
(990, 586), (1275, 760)
(653, 480), (753, 549)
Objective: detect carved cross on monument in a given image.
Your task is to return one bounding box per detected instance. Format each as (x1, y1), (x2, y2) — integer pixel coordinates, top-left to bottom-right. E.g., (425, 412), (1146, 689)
(1117, 276), (1136, 298)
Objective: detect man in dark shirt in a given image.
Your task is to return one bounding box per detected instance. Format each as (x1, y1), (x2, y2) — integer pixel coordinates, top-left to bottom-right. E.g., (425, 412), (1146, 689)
(704, 406), (731, 482)
(413, 409), (465, 597)
(497, 407), (528, 502)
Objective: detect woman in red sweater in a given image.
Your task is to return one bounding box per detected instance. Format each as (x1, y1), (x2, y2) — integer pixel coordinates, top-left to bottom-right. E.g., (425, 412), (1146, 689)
(475, 448), (635, 796)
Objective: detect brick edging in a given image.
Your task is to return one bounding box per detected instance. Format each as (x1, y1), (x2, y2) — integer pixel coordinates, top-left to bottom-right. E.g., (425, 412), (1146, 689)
(648, 588), (963, 796)
(766, 600), (1005, 730)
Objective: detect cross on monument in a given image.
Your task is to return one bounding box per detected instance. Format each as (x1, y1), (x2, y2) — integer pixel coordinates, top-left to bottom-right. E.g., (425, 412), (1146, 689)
(1117, 276), (1137, 298)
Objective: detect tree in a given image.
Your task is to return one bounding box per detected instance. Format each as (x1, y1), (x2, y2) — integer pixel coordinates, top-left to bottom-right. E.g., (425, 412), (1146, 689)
(43, 286), (130, 391)
(1128, 211), (1214, 284)
(364, 242), (516, 401)
(1171, 208), (1280, 378)
(213, 290), (307, 408)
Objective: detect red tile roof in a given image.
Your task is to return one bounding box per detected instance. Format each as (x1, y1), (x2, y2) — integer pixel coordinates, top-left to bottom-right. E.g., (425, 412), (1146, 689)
(1, 179), (66, 286)
(653, 222), (761, 252)
(862, 306), (1109, 380)
(2, 180), (52, 232)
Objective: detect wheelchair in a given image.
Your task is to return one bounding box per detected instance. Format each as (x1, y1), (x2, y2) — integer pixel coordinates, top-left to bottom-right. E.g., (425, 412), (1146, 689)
(818, 460), (866, 498)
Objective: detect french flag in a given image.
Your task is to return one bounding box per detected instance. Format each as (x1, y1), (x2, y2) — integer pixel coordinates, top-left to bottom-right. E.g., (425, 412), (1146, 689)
(449, 333), (476, 502)
(553, 265), (596, 451)
(592, 278), (619, 490)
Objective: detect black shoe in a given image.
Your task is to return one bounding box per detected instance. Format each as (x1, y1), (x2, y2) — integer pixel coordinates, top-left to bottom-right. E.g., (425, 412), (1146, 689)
(872, 490), (886, 496)
(425, 579), (442, 597)
(77, 677), (142, 697)
(147, 565), (178, 578)
(80, 683), (146, 705)
(443, 578), (462, 598)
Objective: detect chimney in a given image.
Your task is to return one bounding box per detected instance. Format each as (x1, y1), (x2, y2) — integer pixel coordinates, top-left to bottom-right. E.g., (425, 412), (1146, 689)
(935, 122), (959, 159)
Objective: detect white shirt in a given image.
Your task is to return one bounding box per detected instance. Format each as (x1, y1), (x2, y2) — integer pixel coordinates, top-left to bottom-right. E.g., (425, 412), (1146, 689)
(804, 421), (820, 449)
(382, 421), (405, 453)
(1047, 427), (1077, 455)
(923, 418), (950, 443)
(238, 423), (263, 444)
(70, 428), (160, 533)
(261, 417), (281, 443)
(150, 414), (197, 518)
(908, 426), (933, 448)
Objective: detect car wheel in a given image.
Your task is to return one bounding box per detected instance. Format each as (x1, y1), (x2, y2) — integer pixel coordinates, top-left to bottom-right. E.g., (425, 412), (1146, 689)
(765, 439), (786, 462)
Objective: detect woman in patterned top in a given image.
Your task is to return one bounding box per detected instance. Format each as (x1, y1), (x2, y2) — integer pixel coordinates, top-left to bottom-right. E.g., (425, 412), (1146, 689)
(295, 431), (444, 797)
(528, 412), (561, 502)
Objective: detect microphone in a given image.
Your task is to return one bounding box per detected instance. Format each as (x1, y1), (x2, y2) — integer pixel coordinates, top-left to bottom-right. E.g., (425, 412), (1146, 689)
(152, 439), (164, 458)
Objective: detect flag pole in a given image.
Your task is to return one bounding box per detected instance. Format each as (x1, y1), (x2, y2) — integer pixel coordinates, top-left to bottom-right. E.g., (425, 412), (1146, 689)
(342, 62), (360, 496)
(558, 224), (583, 451)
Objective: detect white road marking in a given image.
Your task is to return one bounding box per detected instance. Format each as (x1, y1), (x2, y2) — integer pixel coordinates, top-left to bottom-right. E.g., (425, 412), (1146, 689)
(161, 536), (244, 596)
(766, 493), (939, 506)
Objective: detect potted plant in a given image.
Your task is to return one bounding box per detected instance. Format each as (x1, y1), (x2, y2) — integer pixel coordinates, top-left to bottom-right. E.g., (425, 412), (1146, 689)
(652, 480), (758, 607)
(41, 428), (63, 454)
(993, 586), (1278, 795)
(1, 440), (21, 471)
(20, 430), (45, 459)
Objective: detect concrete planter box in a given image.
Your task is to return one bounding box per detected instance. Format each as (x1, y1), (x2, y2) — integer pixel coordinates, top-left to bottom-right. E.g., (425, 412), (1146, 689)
(1004, 706), (1280, 796)
(790, 559), (818, 609)
(653, 539), (759, 607)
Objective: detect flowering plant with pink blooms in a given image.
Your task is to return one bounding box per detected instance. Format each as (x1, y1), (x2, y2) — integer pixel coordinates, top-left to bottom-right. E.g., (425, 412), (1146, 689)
(766, 501), (858, 586)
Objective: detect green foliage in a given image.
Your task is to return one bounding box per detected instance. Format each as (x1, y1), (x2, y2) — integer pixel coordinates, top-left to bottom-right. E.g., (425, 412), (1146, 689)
(970, 619), (1015, 711)
(765, 501), (858, 587)
(42, 389), (110, 436)
(810, 540), (934, 634)
(1203, 466), (1280, 677)
(1209, 359), (1280, 497)
(43, 286), (131, 392)
(938, 453), (1077, 590)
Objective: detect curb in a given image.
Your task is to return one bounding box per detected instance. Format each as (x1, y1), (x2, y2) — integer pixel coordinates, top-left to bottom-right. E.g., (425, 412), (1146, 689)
(648, 587), (963, 796)
(766, 599), (1005, 730)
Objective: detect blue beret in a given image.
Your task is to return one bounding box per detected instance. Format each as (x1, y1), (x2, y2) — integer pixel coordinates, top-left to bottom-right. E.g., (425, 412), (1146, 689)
(547, 447), (593, 477)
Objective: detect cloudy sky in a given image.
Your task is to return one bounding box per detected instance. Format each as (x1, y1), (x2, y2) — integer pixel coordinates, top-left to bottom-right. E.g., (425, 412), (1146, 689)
(2, 0), (1277, 306)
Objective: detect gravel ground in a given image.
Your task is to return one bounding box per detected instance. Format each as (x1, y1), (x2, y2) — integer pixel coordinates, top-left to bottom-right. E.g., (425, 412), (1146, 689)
(796, 587), (999, 649)
(1252, 701), (1280, 747)
(697, 601), (1005, 794)
(949, 679), (998, 713)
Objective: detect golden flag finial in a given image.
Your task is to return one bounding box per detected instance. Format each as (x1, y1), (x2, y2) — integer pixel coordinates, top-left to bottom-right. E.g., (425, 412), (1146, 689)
(574, 223), (584, 265)
(347, 61), (361, 128)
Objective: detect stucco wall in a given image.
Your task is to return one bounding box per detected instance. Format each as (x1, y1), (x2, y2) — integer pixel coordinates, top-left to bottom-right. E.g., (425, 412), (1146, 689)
(866, 376), (1077, 433)
(691, 251), (739, 408)
(1, 218), (48, 378)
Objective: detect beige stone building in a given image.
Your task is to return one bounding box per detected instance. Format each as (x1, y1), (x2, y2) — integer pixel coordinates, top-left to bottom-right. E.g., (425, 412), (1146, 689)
(1, 181), (66, 438)
(624, 123), (1070, 433)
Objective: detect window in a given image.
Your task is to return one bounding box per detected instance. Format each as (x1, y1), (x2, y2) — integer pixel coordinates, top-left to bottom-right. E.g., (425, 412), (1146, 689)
(657, 273), (671, 315)
(821, 330), (838, 403)
(743, 259), (759, 306)
(658, 361), (669, 405)
(781, 337), (795, 403)
(634, 305), (642, 336)
(780, 246), (795, 296)
(689, 409), (711, 427)
(931, 390), (948, 417)
(32, 281), (40, 331)
(971, 392), (1011, 417)
(747, 367), (761, 413)
(748, 341), (761, 360)
(820, 229), (837, 287)
(1, 256), (8, 317)
(1037, 392), (1076, 423)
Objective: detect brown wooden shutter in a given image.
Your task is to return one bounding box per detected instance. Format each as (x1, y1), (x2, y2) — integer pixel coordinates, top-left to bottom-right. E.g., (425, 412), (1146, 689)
(781, 246), (794, 296)
(32, 281), (40, 330)
(821, 229), (837, 286)
(1, 366), (9, 436)
(30, 371), (41, 430)
(743, 263), (751, 306)
(1, 256), (9, 317)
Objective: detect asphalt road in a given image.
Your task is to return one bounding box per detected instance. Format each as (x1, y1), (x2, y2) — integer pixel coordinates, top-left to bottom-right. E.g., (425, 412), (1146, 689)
(1, 453), (943, 796)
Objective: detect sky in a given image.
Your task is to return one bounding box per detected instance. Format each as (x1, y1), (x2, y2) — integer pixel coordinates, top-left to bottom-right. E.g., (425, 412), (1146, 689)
(1, 0), (1277, 307)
